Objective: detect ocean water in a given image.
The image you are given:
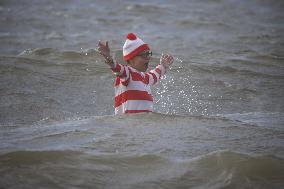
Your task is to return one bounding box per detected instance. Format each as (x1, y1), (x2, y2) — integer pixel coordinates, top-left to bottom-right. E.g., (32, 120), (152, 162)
(0, 0), (284, 188)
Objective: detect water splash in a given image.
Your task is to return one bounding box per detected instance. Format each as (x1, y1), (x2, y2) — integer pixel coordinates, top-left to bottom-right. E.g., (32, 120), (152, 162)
(154, 56), (219, 116)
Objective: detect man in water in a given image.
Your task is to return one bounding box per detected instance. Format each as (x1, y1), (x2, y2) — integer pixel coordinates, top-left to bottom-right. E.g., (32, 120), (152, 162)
(97, 33), (173, 114)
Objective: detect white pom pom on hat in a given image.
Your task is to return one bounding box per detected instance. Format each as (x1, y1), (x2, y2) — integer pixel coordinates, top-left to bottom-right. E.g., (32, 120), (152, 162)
(123, 33), (150, 61)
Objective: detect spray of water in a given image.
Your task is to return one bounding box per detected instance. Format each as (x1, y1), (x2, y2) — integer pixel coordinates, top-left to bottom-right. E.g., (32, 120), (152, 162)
(154, 55), (218, 116)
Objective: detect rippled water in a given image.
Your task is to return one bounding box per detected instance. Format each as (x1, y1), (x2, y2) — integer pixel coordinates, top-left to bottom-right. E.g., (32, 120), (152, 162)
(1, 0), (284, 188)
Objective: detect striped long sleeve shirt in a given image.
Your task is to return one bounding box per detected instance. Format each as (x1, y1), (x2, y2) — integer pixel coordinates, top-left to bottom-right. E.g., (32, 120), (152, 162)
(111, 62), (166, 115)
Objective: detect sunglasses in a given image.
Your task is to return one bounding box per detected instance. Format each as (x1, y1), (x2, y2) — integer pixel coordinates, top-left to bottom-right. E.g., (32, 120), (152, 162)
(137, 51), (152, 58)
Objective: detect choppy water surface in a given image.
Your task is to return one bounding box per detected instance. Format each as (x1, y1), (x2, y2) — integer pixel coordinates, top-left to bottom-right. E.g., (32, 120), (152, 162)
(0, 0), (284, 188)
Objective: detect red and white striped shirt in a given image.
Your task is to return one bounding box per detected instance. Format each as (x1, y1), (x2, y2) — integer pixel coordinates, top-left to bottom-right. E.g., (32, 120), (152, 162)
(111, 62), (166, 114)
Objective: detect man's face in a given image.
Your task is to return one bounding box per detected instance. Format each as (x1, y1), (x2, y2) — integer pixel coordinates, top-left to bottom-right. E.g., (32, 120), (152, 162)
(130, 50), (152, 72)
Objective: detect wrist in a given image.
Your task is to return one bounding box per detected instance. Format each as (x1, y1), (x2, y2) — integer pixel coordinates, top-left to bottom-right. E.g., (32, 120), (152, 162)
(158, 63), (167, 75)
(105, 56), (114, 67)
(161, 62), (169, 69)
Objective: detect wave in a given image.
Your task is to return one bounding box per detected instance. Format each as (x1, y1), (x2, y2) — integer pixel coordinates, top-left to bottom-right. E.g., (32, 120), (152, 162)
(126, 3), (167, 13)
(0, 150), (283, 188)
(2, 48), (282, 81)
(171, 150), (284, 189)
(17, 48), (103, 65)
(219, 112), (284, 129)
(14, 48), (284, 79)
(0, 53), (115, 126)
(1, 47), (283, 126)
(187, 61), (284, 79)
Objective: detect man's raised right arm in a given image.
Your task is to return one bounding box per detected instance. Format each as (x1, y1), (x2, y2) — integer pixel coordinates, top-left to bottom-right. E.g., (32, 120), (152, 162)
(97, 40), (129, 79)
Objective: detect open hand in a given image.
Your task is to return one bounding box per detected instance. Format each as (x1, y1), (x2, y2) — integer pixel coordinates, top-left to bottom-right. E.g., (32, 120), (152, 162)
(97, 41), (111, 60)
(160, 53), (174, 68)
(96, 41), (115, 67)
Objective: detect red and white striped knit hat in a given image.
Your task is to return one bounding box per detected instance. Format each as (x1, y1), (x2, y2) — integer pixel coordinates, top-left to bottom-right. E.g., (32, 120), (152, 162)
(123, 33), (150, 61)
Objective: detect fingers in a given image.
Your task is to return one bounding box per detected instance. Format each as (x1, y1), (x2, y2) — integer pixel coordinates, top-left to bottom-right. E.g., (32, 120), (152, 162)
(96, 41), (110, 55)
(97, 41), (103, 51)
(161, 53), (174, 63)
(96, 40), (112, 60)
(97, 41), (109, 49)
(160, 53), (174, 68)
(97, 40), (104, 48)
(162, 53), (172, 58)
